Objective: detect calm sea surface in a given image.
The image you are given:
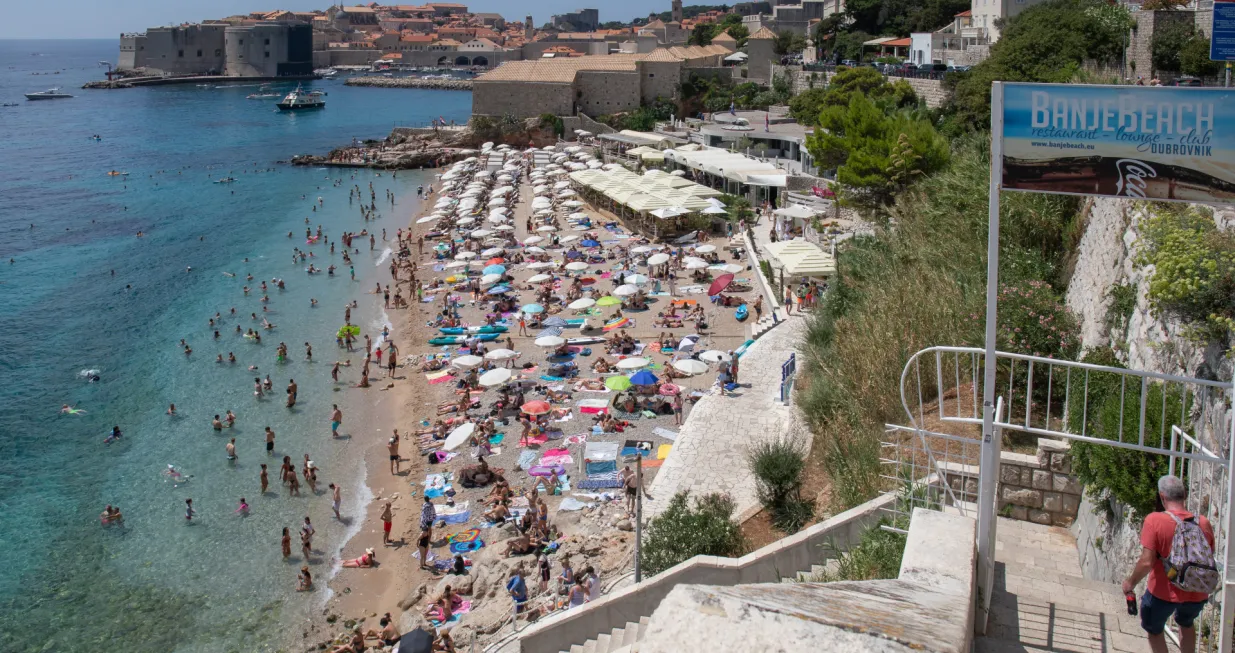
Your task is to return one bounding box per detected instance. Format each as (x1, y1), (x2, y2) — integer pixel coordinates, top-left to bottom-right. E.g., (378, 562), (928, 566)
(0, 39), (471, 653)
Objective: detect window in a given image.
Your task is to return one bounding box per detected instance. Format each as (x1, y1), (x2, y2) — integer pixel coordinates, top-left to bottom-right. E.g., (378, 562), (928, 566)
(178, 50), (184, 57)
(265, 38), (270, 45)
(197, 49), (202, 57)
(239, 39), (244, 45)
(648, 73), (655, 77)
(215, 49), (222, 56)
(265, 51), (270, 58)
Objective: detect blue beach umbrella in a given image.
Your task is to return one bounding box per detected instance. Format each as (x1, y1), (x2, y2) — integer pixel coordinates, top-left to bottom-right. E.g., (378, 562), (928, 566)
(521, 303), (545, 314)
(581, 239), (600, 248)
(487, 285), (513, 295)
(629, 370), (659, 386)
(538, 326), (564, 337)
(483, 264), (506, 276)
(542, 316), (567, 327)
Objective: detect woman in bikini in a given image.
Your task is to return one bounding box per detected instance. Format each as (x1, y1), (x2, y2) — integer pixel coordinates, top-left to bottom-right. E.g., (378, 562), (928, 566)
(341, 548), (376, 568)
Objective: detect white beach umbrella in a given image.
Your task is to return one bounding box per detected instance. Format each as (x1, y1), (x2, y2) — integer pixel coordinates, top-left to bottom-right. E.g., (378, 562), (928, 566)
(495, 224), (515, 232)
(525, 246), (546, 254)
(700, 350), (732, 363)
(647, 253), (671, 265)
(481, 273), (502, 285)
(617, 357), (650, 370)
(445, 260), (471, 269)
(562, 200), (583, 207)
(695, 244), (717, 253)
(455, 251), (477, 260)
(673, 359), (709, 376)
(485, 348), (518, 361)
(631, 245), (654, 254)
(554, 181), (572, 189)
(537, 225), (557, 232)
(527, 273), (552, 283)
(568, 298), (596, 310)
(683, 258), (709, 270)
(453, 355), (484, 368)
(622, 273), (650, 285)
(535, 335), (566, 347)
(470, 228), (494, 238)
(613, 284), (639, 297)
(443, 422), (475, 451)
(456, 217), (476, 226)
(523, 236), (544, 245)
(527, 261), (555, 270)
(565, 261), (589, 271)
(559, 235), (579, 244)
(479, 367), (512, 387)
(416, 215), (440, 224)
(569, 212), (589, 220)
(482, 247), (505, 257)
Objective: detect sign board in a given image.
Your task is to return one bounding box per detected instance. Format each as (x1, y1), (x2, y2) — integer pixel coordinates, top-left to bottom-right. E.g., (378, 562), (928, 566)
(997, 83), (1235, 204)
(1212, 1), (1235, 62)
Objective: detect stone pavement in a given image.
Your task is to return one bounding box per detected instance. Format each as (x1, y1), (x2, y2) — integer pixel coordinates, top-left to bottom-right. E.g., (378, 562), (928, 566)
(646, 315), (808, 520)
(978, 516), (1172, 653)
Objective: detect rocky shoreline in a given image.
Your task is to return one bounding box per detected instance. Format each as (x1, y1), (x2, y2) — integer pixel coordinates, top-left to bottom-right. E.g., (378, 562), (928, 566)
(344, 76), (473, 90)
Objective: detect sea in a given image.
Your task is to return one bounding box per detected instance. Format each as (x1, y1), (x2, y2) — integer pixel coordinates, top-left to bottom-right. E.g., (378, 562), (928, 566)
(0, 39), (471, 653)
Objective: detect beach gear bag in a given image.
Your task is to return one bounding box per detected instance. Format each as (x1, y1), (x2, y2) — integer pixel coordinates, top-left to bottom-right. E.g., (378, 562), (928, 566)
(1163, 512), (1221, 595)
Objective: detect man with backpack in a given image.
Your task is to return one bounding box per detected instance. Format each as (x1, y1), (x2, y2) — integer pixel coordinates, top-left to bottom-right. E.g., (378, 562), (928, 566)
(1122, 475), (1218, 653)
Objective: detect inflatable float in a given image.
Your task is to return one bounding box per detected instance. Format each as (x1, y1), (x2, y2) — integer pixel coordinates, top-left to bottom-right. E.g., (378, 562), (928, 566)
(734, 304), (749, 322)
(438, 325), (509, 335)
(428, 334), (500, 346)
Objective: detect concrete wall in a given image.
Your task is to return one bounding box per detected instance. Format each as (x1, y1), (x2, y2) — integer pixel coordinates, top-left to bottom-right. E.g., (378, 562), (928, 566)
(224, 24), (287, 77)
(516, 492), (896, 653)
(321, 49), (381, 67)
(118, 34), (141, 70)
(748, 38), (777, 83)
(129, 25), (226, 75)
(577, 70), (640, 116)
(1128, 10), (1198, 80)
(472, 80), (574, 117)
(939, 438), (1083, 528)
(640, 60), (681, 104)
(773, 65), (949, 108)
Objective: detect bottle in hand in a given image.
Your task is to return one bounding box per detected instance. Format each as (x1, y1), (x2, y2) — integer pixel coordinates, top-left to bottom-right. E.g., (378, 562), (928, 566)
(1126, 591), (1138, 616)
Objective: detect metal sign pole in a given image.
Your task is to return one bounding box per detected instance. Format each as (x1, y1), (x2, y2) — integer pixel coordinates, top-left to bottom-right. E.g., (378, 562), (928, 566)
(974, 81), (1006, 636)
(635, 454), (644, 583)
(1220, 366), (1235, 653)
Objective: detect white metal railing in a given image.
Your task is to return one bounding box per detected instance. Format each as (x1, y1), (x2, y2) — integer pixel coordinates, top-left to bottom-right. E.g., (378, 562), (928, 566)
(892, 345), (1235, 650)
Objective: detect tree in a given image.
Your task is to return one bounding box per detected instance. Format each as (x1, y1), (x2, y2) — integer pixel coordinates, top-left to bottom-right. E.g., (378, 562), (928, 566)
(774, 30), (807, 55)
(806, 94), (949, 213)
(947, 0), (1133, 130)
(1140, 0), (1191, 8)
(688, 23), (721, 46)
(824, 66), (919, 111)
(639, 491), (744, 575)
(1152, 21), (1193, 73)
(1180, 34), (1222, 77)
(789, 87), (830, 126)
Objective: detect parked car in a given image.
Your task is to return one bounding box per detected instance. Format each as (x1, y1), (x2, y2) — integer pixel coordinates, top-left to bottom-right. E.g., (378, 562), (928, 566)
(918, 63), (948, 74)
(1174, 76), (1203, 87)
(840, 59), (858, 68)
(947, 65), (972, 73)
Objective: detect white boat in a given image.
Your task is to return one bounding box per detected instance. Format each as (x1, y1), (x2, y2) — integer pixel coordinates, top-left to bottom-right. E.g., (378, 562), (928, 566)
(276, 84), (324, 111)
(25, 87), (73, 100)
(313, 68), (337, 78)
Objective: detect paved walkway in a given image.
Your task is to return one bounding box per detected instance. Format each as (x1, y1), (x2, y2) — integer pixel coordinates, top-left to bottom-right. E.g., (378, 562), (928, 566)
(646, 314), (808, 520)
(978, 517), (1169, 653)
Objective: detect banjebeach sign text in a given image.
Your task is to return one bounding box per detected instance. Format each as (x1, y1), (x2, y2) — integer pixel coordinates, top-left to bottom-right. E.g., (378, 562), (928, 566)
(997, 82), (1235, 203)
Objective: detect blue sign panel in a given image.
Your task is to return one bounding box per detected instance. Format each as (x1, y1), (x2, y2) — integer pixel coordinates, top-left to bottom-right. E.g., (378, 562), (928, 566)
(1212, 1), (1235, 62)
(999, 83), (1235, 203)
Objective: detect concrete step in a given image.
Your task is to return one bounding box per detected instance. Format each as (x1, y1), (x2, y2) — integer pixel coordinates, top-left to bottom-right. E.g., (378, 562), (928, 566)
(621, 622), (640, 647)
(605, 629), (624, 652)
(593, 632), (611, 653)
(581, 638), (597, 653)
(568, 645), (585, 653)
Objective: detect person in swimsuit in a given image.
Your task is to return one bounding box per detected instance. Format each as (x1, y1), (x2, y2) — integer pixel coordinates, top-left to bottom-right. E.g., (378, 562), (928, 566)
(330, 405), (342, 437)
(265, 427), (275, 455)
(184, 498), (196, 522)
(297, 566), (312, 591)
(281, 527), (291, 558)
(380, 501), (393, 545)
(341, 548), (376, 568)
(259, 464), (269, 493)
(236, 497), (249, 516)
(213, 415), (224, 430)
(104, 426), (122, 444)
(226, 438), (237, 461)
(330, 483), (341, 519)
(417, 525), (433, 570)
(387, 436), (400, 474)
(364, 614), (400, 647)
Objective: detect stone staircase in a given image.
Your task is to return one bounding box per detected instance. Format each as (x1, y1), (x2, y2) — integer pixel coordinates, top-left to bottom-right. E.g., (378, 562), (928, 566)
(978, 516), (1161, 653)
(749, 311), (781, 340)
(563, 617), (650, 653)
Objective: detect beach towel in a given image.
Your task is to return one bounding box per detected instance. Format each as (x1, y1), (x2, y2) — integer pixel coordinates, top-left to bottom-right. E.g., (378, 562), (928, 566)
(448, 540), (483, 554)
(447, 528), (481, 544)
(517, 449), (538, 470)
(657, 444), (672, 460)
(540, 448), (573, 466)
(565, 433), (588, 445)
(528, 464), (566, 477)
(424, 473), (451, 499)
(578, 470), (622, 489)
(652, 427), (678, 442)
(553, 411), (574, 423)
(437, 502), (471, 525)
(427, 599), (473, 626)
(519, 433), (549, 446)
(621, 440), (654, 459)
(640, 458), (664, 468)
(426, 370), (455, 384)
(488, 433), (505, 445)
(540, 375), (565, 382)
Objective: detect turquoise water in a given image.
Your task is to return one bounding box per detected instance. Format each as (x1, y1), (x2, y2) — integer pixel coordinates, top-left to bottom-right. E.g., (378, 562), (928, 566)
(0, 40), (471, 653)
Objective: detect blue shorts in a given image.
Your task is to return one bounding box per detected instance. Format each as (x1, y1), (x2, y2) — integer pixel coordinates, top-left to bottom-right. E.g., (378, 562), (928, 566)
(1140, 591), (1206, 635)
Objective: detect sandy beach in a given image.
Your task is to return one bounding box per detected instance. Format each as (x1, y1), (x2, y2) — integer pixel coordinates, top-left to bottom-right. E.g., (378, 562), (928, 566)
(308, 144), (759, 652)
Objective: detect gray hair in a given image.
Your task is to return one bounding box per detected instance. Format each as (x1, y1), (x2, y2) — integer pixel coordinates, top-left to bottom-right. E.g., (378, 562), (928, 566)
(1158, 475), (1187, 502)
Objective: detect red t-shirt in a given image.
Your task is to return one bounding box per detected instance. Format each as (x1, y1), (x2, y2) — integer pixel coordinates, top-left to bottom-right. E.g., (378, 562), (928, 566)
(1140, 509), (1215, 604)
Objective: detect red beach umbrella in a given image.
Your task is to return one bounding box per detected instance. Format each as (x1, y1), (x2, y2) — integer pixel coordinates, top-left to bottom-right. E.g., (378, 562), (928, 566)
(486, 257), (505, 265)
(708, 273), (735, 297)
(521, 400), (552, 415)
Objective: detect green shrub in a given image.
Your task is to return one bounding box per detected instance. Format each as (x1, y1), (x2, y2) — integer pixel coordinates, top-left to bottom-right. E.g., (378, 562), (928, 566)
(811, 520), (907, 582)
(749, 439), (815, 532)
(1135, 204), (1235, 344)
(639, 491), (744, 575)
(993, 280), (1080, 359)
(1105, 282), (1137, 340)
(1067, 347), (1187, 519)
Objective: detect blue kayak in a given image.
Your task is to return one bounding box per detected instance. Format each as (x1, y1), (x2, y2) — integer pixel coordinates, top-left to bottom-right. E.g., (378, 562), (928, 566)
(735, 304), (749, 322)
(428, 334), (501, 346)
(439, 325), (509, 335)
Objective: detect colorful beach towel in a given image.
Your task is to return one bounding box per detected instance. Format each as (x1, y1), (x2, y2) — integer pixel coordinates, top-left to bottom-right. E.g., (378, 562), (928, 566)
(447, 528), (481, 544)
(448, 540), (484, 554)
(657, 444), (672, 460)
(426, 370), (455, 384)
(437, 502), (471, 525)
(424, 473), (451, 499)
(565, 433), (588, 445)
(540, 448), (573, 466)
(519, 433), (549, 446)
(427, 599), (473, 626)
(621, 440), (654, 459)
(517, 449), (538, 470)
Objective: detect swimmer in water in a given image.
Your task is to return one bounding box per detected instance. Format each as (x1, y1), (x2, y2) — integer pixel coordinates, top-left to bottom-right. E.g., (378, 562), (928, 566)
(167, 403), (176, 416)
(104, 425), (122, 444)
(226, 410), (236, 427)
(226, 438), (237, 461)
(185, 498), (196, 521)
(236, 497), (249, 515)
(61, 404), (86, 415)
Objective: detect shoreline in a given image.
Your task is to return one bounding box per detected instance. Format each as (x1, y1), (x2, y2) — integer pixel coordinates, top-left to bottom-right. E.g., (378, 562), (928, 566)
(344, 76), (473, 90)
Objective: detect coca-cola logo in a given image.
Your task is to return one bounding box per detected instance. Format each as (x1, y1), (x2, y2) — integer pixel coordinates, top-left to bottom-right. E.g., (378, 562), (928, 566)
(1116, 159), (1158, 199)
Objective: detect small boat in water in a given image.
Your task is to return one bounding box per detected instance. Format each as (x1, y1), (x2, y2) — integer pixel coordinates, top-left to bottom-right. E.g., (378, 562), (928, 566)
(214, 177), (237, 184)
(276, 84), (324, 111)
(25, 87), (73, 100)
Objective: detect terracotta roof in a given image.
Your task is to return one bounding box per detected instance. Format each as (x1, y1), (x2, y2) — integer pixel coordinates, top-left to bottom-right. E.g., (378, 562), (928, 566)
(882, 37), (911, 47)
(428, 2), (467, 6)
(955, 10), (971, 16)
(435, 38), (462, 46)
(554, 32), (608, 40)
(641, 48), (680, 62)
(342, 5), (376, 13)
(401, 33), (434, 42)
(645, 19), (666, 29)
(749, 26), (777, 40)
(476, 55), (642, 83)
(666, 44), (729, 60)
(380, 52), (402, 59)
(712, 30), (736, 42)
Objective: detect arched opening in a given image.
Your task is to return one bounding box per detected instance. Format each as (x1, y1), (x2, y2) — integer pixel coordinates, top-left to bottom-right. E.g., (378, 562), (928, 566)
(454, 55), (470, 66)
(471, 55), (488, 67)
(436, 56), (450, 66)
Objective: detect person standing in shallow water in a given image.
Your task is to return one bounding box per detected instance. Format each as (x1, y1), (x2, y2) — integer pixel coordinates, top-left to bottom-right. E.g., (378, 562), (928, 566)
(330, 404), (342, 437)
(281, 527), (292, 559)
